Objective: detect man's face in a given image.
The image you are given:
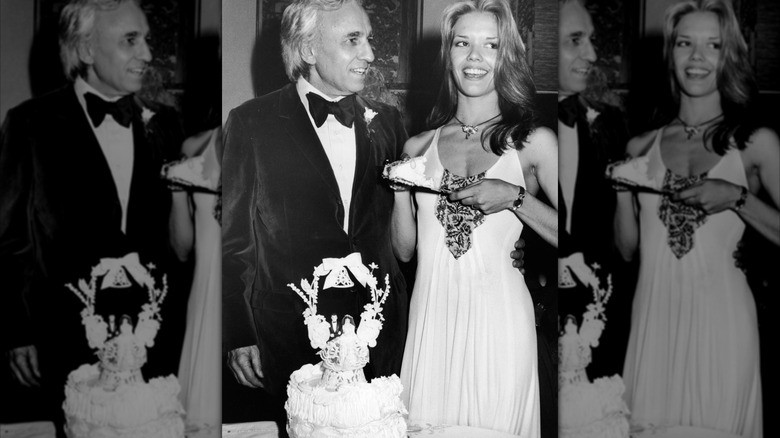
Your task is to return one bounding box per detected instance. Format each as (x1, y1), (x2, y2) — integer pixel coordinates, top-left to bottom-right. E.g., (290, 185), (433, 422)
(559, 1), (596, 96)
(673, 11), (721, 99)
(80, 1), (151, 97)
(305, 1), (374, 98)
(449, 12), (499, 100)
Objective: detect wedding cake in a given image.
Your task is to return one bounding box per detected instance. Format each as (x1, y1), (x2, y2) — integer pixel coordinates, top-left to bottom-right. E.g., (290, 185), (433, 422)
(558, 254), (630, 438)
(383, 156), (437, 190)
(284, 253), (408, 438)
(62, 253), (185, 438)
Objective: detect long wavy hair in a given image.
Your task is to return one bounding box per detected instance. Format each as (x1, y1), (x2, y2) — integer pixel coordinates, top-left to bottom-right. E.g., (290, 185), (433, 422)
(428, 0), (537, 155)
(280, 0), (363, 82)
(664, 0), (758, 154)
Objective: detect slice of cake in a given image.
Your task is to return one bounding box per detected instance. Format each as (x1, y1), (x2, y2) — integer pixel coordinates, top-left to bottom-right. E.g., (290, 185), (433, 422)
(606, 155), (659, 192)
(383, 156), (438, 190)
(284, 253), (408, 438)
(63, 253), (185, 438)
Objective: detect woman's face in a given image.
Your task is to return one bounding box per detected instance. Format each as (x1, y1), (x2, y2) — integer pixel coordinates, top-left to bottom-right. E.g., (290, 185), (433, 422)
(673, 11), (722, 99)
(449, 12), (499, 100)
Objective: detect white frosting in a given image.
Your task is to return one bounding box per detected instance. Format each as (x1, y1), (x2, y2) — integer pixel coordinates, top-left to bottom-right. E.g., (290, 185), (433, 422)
(63, 364), (184, 438)
(285, 363), (407, 438)
(383, 156), (437, 190)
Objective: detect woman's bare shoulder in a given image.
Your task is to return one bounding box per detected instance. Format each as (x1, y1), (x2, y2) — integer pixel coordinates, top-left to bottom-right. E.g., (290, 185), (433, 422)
(626, 129), (658, 157)
(403, 129), (437, 158)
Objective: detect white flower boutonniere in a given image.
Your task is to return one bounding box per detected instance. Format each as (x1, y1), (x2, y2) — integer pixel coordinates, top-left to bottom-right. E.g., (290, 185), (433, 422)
(364, 108), (378, 141)
(585, 106), (600, 126)
(142, 107), (155, 125)
(364, 108), (378, 125)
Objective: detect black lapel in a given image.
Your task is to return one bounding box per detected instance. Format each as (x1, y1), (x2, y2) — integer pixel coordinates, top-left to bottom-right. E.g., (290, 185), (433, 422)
(350, 97), (373, 211)
(279, 84), (341, 197)
(125, 101), (151, 237)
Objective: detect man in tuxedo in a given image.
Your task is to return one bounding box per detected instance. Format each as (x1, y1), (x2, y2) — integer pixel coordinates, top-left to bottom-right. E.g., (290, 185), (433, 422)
(557, 0), (633, 379)
(221, 0), (409, 422)
(0, 0), (183, 434)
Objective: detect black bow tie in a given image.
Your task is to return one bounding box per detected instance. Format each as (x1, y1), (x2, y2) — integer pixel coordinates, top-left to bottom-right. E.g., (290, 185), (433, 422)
(84, 92), (136, 128)
(306, 93), (356, 128)
(558, 94), (585, 128)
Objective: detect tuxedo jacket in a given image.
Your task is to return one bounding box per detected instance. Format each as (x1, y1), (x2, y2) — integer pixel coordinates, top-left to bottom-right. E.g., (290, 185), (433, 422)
(222, 83), (409, 395)
(0, 85), (184, 383)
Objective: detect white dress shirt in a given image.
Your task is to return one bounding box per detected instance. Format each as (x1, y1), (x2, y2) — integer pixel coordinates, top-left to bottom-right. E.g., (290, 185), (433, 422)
(75, 78), (134, 233)
(558, 119), (579, 235)
(296, 78), (357, 234)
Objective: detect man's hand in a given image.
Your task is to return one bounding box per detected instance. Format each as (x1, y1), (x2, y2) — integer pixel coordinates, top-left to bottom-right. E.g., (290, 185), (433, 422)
(511, 237), (525, 273)
(227, 345), (265, 388)
(6, 345), (41, 387)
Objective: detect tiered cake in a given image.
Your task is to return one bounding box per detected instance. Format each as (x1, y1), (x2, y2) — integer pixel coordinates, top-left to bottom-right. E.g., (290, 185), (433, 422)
(63, 253), (184, 438)
(558, 254), (630, 438)
(285, 253), (407, 438)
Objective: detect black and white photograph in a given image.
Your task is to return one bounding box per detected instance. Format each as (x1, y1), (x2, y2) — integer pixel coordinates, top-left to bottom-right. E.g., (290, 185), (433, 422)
(1, 0), (777, 437)
(220, 0), (557, 437)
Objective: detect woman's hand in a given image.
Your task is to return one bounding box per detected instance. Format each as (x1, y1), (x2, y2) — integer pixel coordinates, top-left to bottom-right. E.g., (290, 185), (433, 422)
(449, 178), (519, 215)
(671, 178), (744, 215)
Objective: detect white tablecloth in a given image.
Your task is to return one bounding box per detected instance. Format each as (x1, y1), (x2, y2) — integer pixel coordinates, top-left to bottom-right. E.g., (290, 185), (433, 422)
(222, 421), (519, 437)
(632, 425), (741, 438)
(0, 422), (55, 438)
(0, 422), (220, 438)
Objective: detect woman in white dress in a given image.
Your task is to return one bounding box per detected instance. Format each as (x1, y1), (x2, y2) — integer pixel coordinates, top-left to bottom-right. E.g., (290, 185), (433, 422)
(166, 127), (222, 436)
(392, 1), (557, 435)
(614, 1), (778, 436)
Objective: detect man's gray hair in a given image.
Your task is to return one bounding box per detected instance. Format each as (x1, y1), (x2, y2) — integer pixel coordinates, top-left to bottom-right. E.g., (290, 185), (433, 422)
(280, 0), (363, 82)
(59, 0), (141, 80)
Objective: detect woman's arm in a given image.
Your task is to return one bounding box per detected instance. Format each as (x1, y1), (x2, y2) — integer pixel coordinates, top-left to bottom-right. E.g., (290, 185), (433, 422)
(167, 130), (216, 262)
(169, 190), (194, 262)
(513, 127), (558, 248)
(672, 128), (780, 245)
(613, 191), (639, 261)
(612, 131), (655, 261)
(390, 131), (435, 262)
(447, 127), (559, 247)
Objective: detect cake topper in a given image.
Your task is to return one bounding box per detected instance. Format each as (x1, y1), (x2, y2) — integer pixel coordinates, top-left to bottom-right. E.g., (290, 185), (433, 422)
(66, 252), (168, 389)
(288, 252), (391, 388)
(558, 255), (613, 386)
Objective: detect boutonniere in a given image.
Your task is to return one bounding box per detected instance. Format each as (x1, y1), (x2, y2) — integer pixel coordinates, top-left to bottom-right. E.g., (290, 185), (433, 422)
(364, 108), (378, 125)
(585, 106), (600, 126)
(363, 107), (378, 141)
(141, 107), (156, 133)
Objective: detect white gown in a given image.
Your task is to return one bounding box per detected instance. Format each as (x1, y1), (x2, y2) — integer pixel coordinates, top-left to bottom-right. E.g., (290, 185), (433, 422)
(168, 129), (222, 436)
(622, 128), (762, 437)
(400, 127), (540, 436)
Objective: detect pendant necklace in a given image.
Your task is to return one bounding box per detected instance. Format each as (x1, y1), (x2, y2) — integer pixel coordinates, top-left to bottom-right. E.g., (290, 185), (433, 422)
(676, 113), (723, 140)
(453, 113), (501, 140)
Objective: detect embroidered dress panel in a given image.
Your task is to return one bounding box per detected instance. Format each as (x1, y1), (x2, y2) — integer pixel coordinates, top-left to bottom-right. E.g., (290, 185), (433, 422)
(657, 169), (708, 259)
(436, 169), (486, 259)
